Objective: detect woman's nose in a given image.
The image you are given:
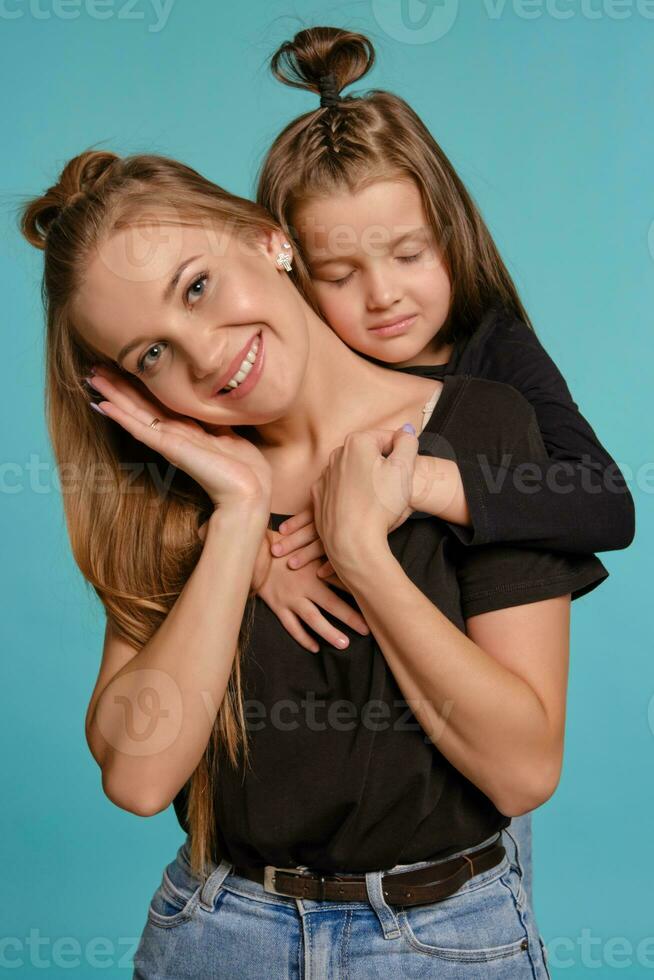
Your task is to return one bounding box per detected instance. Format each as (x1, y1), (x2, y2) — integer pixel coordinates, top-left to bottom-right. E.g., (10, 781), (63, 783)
(187, 331), (226, 380)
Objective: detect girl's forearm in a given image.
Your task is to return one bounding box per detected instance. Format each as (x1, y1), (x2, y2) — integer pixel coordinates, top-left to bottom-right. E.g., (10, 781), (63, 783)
(339, 542), (552, 817)
(92, 504), (269, 816)
(411, 456), (471, 526)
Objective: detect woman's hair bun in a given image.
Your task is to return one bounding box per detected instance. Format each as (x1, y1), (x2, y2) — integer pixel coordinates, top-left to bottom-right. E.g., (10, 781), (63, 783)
(270, 26), (375, 99)
(20, 148), (120, 249)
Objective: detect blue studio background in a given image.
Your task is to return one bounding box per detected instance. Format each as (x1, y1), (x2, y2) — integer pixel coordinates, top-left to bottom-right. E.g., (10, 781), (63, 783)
(1, 1), (652, 976)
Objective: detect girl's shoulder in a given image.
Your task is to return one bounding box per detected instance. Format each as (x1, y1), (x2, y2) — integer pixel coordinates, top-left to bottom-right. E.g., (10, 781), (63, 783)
(452, 305), (566, 400)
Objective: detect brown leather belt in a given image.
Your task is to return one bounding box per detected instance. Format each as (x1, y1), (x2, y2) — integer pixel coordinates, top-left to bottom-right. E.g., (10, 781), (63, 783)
(232, 838), (505, 908)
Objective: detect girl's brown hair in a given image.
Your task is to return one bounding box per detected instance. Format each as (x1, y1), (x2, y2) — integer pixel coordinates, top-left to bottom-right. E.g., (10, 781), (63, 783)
(19, 149), (281, 880)
(256, 26), (534, 351)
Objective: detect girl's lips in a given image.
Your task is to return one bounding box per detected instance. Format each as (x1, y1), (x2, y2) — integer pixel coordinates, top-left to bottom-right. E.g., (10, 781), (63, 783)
(213, 330), (265, 400)
(368, 314), (417, 338)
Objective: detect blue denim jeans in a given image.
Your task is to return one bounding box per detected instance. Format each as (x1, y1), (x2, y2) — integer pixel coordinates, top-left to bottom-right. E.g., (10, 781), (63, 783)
(508, 811), (533, 907)
(132, 823), (548, 979)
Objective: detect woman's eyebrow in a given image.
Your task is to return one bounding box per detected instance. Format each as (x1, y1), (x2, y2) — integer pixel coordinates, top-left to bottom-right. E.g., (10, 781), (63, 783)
(309, 227), (430, 268)
(162, 254), (202, 302)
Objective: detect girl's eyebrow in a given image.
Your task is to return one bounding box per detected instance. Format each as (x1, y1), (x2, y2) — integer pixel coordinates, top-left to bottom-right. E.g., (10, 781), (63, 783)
(309, 227), (430, 268)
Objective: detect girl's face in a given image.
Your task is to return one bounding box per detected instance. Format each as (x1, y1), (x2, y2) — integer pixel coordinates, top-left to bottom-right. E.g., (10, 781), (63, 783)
(72, 218), (310, 426)
(293, 178), (453, 368)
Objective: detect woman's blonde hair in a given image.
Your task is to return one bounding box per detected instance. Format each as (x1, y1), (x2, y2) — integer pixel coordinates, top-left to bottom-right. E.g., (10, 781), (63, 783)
(19, 149), (280, 879)
(256, 26), (534, 351)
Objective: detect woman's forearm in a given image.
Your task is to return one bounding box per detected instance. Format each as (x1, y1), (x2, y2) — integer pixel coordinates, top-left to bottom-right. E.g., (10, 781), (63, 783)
(411, 456), (471, 526)
(339, 542), (552, 816)
(92, 504), (269, 816)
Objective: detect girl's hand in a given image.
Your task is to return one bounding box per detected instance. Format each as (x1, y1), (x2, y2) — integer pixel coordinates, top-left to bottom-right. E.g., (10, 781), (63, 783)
(273, 508), (327, 568)
(85, 363), (272, 511)
(256, 531), (370, 652)
(311, 426), (419, 582)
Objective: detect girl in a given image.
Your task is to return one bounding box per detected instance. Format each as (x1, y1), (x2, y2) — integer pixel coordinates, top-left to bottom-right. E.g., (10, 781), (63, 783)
(21, 148), (607, 978)
(249, 26), (636, 911)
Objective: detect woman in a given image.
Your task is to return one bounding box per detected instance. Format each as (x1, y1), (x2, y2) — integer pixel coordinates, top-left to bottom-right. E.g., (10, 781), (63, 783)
(20, 149), (607, 978)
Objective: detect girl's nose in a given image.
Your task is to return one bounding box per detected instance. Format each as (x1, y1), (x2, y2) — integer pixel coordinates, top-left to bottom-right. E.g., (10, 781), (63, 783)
(365, 268), (402, 310)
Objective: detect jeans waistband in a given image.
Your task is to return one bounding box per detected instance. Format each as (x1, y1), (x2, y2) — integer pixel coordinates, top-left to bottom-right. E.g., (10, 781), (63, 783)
(384, 830), (502, 876)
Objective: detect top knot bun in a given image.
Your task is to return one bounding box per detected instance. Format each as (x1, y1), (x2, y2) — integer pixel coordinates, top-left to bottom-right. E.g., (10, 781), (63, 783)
(270, 26), (375, 101)
(20, 149), (120, 249)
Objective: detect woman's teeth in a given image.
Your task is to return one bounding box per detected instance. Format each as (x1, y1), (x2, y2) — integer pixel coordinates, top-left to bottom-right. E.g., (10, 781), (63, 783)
(221, 334), (261, 393)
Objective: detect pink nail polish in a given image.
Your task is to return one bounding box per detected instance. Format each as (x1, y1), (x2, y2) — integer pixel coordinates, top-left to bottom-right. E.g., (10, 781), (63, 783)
(89, 401), (107, 415)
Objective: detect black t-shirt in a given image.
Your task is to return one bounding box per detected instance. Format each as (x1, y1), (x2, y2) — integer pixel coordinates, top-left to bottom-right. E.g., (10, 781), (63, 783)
(395, 304), (635, 555)
(172, 375), (608, 873)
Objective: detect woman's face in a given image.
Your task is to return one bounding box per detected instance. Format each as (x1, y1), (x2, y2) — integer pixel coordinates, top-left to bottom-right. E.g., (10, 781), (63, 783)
(72, 217), (310, 425)
(293, 178), (453, 367)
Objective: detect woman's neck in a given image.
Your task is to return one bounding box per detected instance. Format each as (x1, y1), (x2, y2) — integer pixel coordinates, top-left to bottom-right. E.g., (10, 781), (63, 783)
(251, 308), (436, 458)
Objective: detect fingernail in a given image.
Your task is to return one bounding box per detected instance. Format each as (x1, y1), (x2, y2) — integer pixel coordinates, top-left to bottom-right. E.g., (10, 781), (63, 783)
(89, 401), (107, 415)
(335, 637), (349, 648)
(271, 543), (282, 555)
(85, 375), (101, 389)
(288, 557), (298, 568)
(278, 521), (287, 532)
(402, 423), (416, 434)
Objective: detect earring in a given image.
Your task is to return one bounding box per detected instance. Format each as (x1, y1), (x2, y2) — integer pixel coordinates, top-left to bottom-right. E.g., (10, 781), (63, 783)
(276, 241), (293, 272)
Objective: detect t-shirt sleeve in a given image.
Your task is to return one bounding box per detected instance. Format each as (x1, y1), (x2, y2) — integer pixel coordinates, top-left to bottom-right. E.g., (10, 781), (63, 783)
(446, 310), (635, 554)
(452, 538), (609, 620)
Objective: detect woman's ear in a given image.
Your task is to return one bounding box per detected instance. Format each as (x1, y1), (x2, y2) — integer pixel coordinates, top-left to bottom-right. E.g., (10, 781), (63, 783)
(258, 229), (294, 272)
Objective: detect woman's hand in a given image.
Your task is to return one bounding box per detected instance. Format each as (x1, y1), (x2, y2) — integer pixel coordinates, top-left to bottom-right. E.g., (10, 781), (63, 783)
(255, 530), (370, 652)
(274, 482), (415, 582)
(85, 363), (272, 512)
(310, 426), (419, 583)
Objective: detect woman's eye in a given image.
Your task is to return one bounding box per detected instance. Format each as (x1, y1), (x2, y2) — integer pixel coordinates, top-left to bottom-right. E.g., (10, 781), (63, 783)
(186, 271), (209, 304)
(398, 250), (424, 264)
(136, 343), (167, 376)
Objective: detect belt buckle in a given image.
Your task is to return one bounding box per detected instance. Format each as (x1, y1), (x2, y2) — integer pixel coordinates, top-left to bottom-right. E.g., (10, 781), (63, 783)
(263, 865), (311, 898)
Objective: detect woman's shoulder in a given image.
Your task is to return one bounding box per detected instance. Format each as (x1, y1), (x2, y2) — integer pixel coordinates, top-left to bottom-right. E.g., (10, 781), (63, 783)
(441, 373), (538, 429)
(420, 373), (542, 465)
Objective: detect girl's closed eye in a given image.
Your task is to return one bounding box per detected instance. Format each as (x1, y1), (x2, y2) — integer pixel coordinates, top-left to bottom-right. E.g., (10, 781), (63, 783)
(134, 271), (210, 375)
(321, 251), (425, 289)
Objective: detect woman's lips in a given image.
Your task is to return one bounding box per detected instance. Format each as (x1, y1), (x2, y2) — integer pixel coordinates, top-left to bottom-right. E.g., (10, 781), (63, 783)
(368, 314), (417, 337)
(212, 330), (261, 396)
(213, 330), (265, 400)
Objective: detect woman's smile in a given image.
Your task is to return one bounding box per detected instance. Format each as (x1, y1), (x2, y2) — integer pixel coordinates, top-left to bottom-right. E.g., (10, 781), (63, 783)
(212, 330), (265, 400)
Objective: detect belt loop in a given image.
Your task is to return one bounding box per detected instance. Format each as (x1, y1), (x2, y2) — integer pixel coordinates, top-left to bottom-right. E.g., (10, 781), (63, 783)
(198, 858), (234, 912)
(462, 853), (474, 876)
(503, 823), (524, 880)
(364, 871), (401, 940)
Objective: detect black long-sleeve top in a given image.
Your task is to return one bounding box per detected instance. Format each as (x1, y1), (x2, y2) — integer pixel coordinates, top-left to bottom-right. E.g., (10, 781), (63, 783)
(395, 305), (635, 554)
